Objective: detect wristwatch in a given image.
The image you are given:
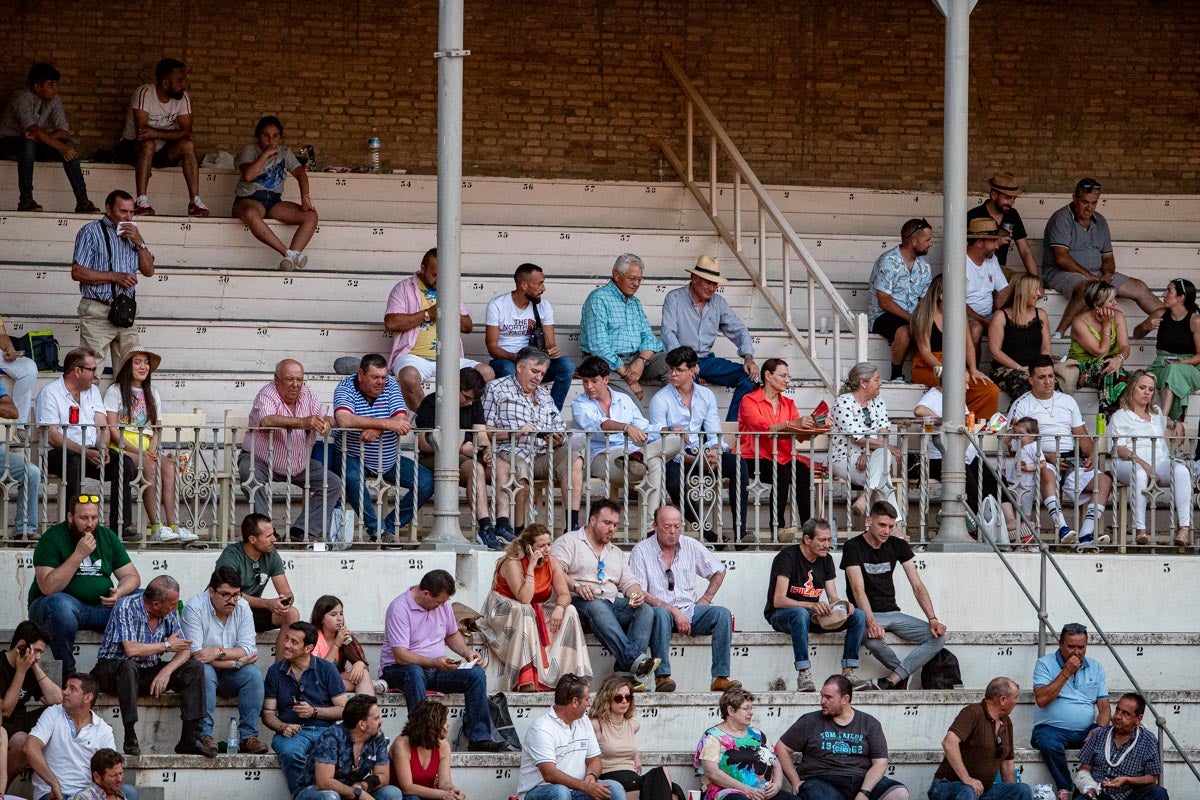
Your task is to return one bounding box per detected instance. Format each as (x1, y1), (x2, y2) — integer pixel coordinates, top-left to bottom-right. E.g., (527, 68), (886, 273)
(422, 310), (431, 324)
(353, 787), (363, 799)
(232, 658), (242, 670)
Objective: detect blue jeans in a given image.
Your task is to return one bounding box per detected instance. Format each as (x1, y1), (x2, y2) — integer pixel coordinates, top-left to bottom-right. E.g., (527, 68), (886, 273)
(573, 596), (658, 673)
(1031, 723), (1095, 791)
(0, 136), (88, 202)
(865, 610), (945, 682)
(381, 663), (491, 744)
(0, 444), (40, 535)
(491, 356), (576, 411)
(653, 604), (732, 678)
(201, 663), (265, 740)
(769, 606), (865, 670)
(927, 780), (1031, 800)
(28, 592), (112, 675)
(329, 448), (433, 535)
(697, 354), (758, 422)
(297, 787), (403, 800)
(798, 775), (904, 800)
(272, 725), (326, 797)
(525, 780), (627, 800)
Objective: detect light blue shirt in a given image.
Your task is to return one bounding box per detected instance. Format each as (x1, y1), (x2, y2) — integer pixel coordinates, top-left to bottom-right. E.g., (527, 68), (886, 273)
(866, 245), (932, 325)
(571, 390), (656, 462)
(660, 286), (753, 359)
(180, 591), (257, 659)
(1032, 650), (1108, 731)
(648, 382), (722, 453)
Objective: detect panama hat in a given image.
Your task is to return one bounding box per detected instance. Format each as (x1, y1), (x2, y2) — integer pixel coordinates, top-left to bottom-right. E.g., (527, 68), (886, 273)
(115, 345), (162, 375)
(686, 255), (726, 285)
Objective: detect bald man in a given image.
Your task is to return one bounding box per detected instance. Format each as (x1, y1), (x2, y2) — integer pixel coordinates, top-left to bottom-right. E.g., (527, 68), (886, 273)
(237, 359), (341, 542)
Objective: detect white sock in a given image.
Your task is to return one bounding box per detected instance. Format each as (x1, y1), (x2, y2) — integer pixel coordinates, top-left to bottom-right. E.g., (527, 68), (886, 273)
(135, 195), (149, 206)
(1079, 504), (1101, 540)
(1043, 497), (1068, 530)
(193, 195), (203, 205)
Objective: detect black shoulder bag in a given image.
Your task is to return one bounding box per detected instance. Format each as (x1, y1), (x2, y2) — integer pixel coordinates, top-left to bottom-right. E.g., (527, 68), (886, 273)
(528, 298), (548, 353)
(102, 225), (137, 328)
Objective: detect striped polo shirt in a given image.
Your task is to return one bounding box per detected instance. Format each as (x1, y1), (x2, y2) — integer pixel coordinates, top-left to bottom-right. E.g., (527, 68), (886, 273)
(332, 374), (407, 472)
(73, 216), (139, 303)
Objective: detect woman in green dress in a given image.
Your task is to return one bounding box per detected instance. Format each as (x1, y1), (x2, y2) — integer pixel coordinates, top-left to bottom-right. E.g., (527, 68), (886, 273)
(1134, 278), (1200, 434)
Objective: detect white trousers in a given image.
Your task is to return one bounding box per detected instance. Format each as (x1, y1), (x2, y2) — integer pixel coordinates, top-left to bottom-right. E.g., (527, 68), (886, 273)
(0, 355), (37, 423)
(1111, 459), (1192, 530)
(832, 448), (903, 521)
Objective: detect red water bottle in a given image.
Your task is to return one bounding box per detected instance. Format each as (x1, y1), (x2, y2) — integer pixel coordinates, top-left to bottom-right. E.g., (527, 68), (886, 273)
(69, 405), (80, 425)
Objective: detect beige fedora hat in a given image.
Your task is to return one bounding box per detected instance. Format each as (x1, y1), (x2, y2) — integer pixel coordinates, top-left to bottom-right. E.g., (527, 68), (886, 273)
(987, 172), (1023, 197)
(686, 255), (726, 285)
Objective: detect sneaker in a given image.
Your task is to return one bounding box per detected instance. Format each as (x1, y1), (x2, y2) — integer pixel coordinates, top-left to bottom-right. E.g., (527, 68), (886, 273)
(1057, 526), (1077, 545)
(631, 655), (660, 679)
(1051, 331), (1064, 341)
(373, 679), (389, 694)
(10, 427), (28, 447)
(187, 199), (211, 217)
(174, 526), (199, 543)
(1093, 531), (1111, 546)
(872, 675), (907, 690)
(632, 681), (647, 693)
(886, 376), (908, 384)
(278, 254), (296, 271)
(17, 197), (43, 212)
(134, 197), (154, 216)
(285, 249), (308, 270)
(655, 675), (677, 693)
(842, 670), (874, 691)
(466, 739), (509, 753)
(74, 200), (100, 214)
(239, 736), (269, 755)
(148, 524), (179, 543)
(380, 532), (398, 544)
(796, 669), (816, 692)
(477, 525), (502, 551)
(494, 523), (517, 543)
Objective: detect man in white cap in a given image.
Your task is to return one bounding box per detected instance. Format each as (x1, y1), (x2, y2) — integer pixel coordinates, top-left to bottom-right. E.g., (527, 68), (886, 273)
(660, 256), (758, 421)
(967, 172), (1039, 280)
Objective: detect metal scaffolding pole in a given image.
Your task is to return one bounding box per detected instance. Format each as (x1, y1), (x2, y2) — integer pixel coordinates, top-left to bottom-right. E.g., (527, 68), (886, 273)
(930, 0), (976, 547)
(424, 0), (472, 548)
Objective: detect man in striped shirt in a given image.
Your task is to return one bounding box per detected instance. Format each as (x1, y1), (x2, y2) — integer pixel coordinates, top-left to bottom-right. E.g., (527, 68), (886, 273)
(579, 253), (668, 404)
(238, 359), (342, 542)
(331, 353), (433, 544)
(69, 190), (154, 370)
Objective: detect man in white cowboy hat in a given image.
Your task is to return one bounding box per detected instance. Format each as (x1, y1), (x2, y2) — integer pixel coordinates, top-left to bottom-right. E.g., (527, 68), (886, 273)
(967, 172), (1039, 280)
(965, 217), (1013, 350)
(660, 255), (758, 421)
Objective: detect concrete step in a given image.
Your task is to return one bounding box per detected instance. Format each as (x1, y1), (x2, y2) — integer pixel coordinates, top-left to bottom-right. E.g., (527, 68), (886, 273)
(117, 748), (1200, 800)
(11, 163), (1200, 241)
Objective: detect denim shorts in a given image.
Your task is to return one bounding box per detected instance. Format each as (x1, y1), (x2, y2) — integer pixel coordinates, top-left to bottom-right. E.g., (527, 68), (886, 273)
(235, 189), (282, 214)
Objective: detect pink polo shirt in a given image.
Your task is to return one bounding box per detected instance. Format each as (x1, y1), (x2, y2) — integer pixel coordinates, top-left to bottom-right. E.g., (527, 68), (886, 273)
(379, 587), (457, 670)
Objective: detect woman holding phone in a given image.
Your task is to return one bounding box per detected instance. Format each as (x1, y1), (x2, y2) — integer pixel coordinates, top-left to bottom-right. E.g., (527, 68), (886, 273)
(310, 594), (388, 695)
(1135, 278), (1200, 432)
(480, 523), (591, 691)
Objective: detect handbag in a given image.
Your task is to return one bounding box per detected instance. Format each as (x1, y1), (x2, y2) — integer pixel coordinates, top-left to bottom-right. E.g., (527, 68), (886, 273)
(101, 224), (137, 328)
(454, 691), (519, 751)
(528, 299), (548, 352)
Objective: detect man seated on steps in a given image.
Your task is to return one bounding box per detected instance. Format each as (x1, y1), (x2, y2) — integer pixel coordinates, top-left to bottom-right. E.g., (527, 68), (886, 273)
(1074, 692), (1167, 800)
(928, 677), (1031, 800)
(1, 621), (62, 784)
(24, 673), (140, 800)
(68, 748), (126, 800)
(763, 517), (871, 693)
(293, 694), (403, 800)
(91, 574), (212, 758)
(867, 218), (934, 382)
(384, 247), (493, 413)
(215, 512), (301, 660)
(841, 501), (947, 691)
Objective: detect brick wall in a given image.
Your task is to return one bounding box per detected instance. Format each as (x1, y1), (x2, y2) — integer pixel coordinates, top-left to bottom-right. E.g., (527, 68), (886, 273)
(2, 0), (1196, 192)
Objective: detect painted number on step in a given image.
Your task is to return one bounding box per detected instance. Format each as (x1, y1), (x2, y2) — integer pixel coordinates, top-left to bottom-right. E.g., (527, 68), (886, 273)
(35, 271), (46, 279)
(283, 560), (295, 570)
(732, 646), (750, 658)
(206, 174), (217, 182)
(1172, 705), (1181, 715)
(173, 380), (187, 389)
(335, 179), (347, 186)
(584, 185), (595, 192)
(161, 772), (177, 783)
(339, 559), (355, 570)
(620, 234), (630, 242)
(522, 183), (534, 191)
(461, 181), (472, 189)
(379, 707), (399, 718)
(913, 559), (926, 570)
(679, 236), (690, 243)
(257, 328), (269, 337)
(195, 326), (207, 334)
(346, 279), (359, 287)
(764, 707), (781, 718)
(407, 558), (424, 570)
(58, 219), (69, 227)
(110, 708), (120, 718)
(282, 277), (293, 285)
(886, 766), (896, 776)
(179, 222), (191, 231)
(156, 274), (169, 282)
(14, 555), (32, 569)
(559, 232), (571, 240)
(512, 707), (529, 718)
(448, 707), (462, 718)
(495, 769), (513, 779)
(243, 771), (261, 781)
(995, 646), (1013, 657)
(1135, 646), (1144, 656)
(638, 707), (659, 719)
(903, 705), (919, 716)
(669, 646), (684, 657)
(1163, 562), (1172, 573)
(319, 330), (329, 337)
(1095, 563), (1104, 573)
(371, 228), (384, 236)
(809, 647), (818, 658)
(152, 559), (169, 571)
(497, 231), (508, 239)
(597, 647), (610, 658)
(721, 560), (737, 570)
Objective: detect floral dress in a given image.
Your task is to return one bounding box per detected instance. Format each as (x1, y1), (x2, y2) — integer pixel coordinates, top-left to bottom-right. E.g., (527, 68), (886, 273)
(694, 725), (775, 800)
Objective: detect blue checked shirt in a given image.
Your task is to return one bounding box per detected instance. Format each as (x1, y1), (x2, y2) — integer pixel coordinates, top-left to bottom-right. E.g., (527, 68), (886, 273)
(1076, 724), (1162, 800)
(866, 245), (932, 325)
(579, 281), (662, 369)
(97, 590), (181, 667)
(299, 723), (391, 791)
(73, 217), (140, 304)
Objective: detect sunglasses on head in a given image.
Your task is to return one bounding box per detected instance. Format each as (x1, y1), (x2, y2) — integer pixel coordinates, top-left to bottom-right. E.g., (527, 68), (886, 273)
(77, 494), (101, 504)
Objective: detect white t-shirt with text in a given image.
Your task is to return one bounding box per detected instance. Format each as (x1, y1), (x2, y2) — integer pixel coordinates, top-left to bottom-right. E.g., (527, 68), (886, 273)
(485, 293), (556, 354)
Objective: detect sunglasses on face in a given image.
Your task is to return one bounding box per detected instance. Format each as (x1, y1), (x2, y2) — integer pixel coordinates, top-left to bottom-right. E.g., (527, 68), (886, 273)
(612, 693), (632, 703)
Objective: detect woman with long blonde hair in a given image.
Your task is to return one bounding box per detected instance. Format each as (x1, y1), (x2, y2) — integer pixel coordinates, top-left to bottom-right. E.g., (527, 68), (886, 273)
(988, 272), (1053, 398)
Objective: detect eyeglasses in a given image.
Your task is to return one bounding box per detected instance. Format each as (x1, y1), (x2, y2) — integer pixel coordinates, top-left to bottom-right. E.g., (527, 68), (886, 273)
(664, 567), (675, 592)
(612, 693), (632, 703)
(214, 589), (242, 601)
(78, 365), (97, 373)
(597, 560), (606, 582)
(861, 407), (874, 428)
(77, 494), (101, 503)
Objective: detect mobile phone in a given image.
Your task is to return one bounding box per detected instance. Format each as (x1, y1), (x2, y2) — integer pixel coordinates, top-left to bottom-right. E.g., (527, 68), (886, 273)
(17, 644), (28, 657)
(279, 596), (293, 607)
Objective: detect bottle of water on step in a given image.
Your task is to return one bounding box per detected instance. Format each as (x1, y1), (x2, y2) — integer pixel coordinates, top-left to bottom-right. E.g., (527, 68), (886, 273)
(368, 134), (381, 173)
(227, 716), (238, 754)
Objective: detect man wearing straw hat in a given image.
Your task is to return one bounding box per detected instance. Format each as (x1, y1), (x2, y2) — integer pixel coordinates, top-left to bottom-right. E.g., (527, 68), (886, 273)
(967, 172), (1039, 280)
(964, 217), (1013, 351)
(661, 255), (759, 421)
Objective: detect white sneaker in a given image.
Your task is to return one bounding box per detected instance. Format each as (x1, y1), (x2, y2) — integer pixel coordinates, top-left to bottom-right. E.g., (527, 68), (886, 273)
(1051, 331), (1064, 341)
(149, 524), (179, 543)
(174, 526), (199, 543)
(373, 679), (389, 694)
(291, 250), (308, 270)
(278, 254), (296, 271)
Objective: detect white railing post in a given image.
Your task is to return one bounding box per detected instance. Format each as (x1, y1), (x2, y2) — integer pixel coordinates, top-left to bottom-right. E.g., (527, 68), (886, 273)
(733, 171), (742, 253)
(708, 136), (718, 218)
(686, 101), (694, 181)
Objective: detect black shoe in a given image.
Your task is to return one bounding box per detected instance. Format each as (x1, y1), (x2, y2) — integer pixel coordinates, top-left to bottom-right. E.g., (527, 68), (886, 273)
(121, 527), (141, 542)
(872, 676), (907, 691)
(175, 736), (218, 758)
(288, 526), (306, 542)
(123, 737), (141, 756)
(467, 739), (507, 753)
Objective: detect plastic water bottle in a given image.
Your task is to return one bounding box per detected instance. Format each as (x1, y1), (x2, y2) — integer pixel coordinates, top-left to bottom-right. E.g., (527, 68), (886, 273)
(226, 716), (238, 754)
(367, 135), (382, 173)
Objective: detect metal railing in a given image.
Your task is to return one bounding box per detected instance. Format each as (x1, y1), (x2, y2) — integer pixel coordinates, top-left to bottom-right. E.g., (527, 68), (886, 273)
(657, 48), (868, 392)
(2, 422), (1199, 554)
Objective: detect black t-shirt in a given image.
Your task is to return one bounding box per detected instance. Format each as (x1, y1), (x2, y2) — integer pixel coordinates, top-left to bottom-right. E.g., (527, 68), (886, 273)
(763, 546), (837, 622)
(967, 202), (1027, 267)
(415, 392), (484, 444)
(0, 651), (45, 732)
(839, 534), (914, 614)
(779, 709), (888, 781)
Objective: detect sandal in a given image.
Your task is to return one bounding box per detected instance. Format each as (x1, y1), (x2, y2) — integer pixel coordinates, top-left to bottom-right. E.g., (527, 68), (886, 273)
(516, 682), (539, 693)
(1174, 527), (1191, 549)
(1135, 531), (1150, 546)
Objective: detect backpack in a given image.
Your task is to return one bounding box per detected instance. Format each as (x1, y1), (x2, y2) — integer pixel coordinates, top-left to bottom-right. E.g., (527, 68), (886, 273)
(921, 648), (962, 689)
